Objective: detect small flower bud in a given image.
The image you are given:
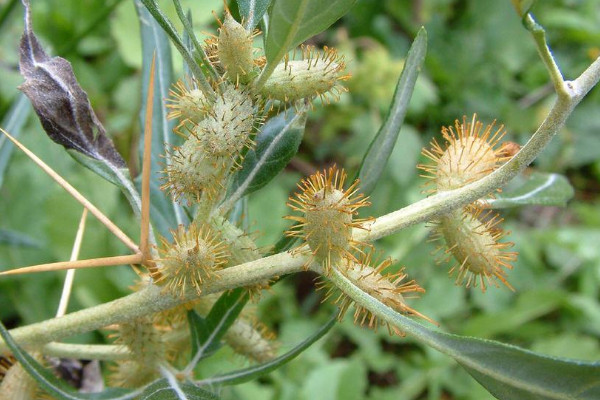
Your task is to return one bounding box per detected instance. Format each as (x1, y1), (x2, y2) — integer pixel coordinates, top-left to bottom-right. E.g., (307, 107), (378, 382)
(261, 46), (349, 104)
(218, 13), (256, 83)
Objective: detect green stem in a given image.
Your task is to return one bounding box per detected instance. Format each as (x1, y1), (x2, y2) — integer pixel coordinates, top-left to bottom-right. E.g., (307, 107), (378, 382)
(42, 343), (132, 361)
(1, 250), (308, 353)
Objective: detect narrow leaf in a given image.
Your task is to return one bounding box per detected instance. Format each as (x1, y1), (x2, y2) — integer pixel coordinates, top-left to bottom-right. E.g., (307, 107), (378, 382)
(138, 0), (213, 96)
(486, 172), (574, 208)
(198, 313), (336, 386)
(331, 268), (600, 400)
(222, 109), (306, 212)
(135, 1), (185, 237)
(0, 93), (30, 189)
(139, 378), (219, 400)
(356, 27), (427, 195)
(0, 228), (40, 247)
(265, 0), (356, 64)
(187, 288), (250, 365)
(237, 0), (272, 30)
(172, 0), (217, 80)
(0, 320), (134, 400)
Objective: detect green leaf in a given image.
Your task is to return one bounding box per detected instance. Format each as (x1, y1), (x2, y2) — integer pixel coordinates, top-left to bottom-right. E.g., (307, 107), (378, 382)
(198, 313), (337, 386)
(0, 93), (30, 189)
(135, 0), (186, 237)
(223, 109), (306, 212)
(0, 228), (40, 247)
(187, 288), (250, 364)
(237, 0), (272, 30)
(265, 0), (357, 64)
(356, 27), (427, 195)
(330, 268), (600, 400)
(0, 320), (134, 399)
(486, 172), (574, 208)
(172, 0), (217, 80)
(139, 378), (219, 399)
(137, 0), (212, 94)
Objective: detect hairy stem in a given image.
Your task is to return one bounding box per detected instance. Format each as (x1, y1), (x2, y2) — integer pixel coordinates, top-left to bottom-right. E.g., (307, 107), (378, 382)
(1, 251), (308, 353)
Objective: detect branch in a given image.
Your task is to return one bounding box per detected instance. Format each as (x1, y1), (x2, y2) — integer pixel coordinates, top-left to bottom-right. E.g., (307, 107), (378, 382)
(0, 250), (308, 353)
(42, 343), (132, 361)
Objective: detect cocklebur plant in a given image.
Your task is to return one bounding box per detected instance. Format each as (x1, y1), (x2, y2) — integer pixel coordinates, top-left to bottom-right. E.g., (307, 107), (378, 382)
(0, 1), (599, 399)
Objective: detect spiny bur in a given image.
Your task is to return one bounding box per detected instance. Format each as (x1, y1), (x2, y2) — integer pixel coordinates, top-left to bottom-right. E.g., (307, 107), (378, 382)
(432, 209), (517, 291)
(318, 251), (433, 335)
(162, 138), (227, 203)
(217, 12), (257, 84)
(192, 82), (257, 165)
(285, 165), (371, 274)
(166, 79), (209, 127)
(110, 317), (167, 388)
(419, 114), (518, 291)
(153, 223), (230, 298)
(261, 46), (349, 104)
(419, 114), (508, 192)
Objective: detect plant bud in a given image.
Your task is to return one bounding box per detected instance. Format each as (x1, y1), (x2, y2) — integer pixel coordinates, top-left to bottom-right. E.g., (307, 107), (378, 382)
(261, 46), (349, 104)
(218, 13), (256, 83)
(434, 209), (517, 291)
(286, 166), (370, 273)
(153, 224), (230, 298)
(318, 251), (433, 335)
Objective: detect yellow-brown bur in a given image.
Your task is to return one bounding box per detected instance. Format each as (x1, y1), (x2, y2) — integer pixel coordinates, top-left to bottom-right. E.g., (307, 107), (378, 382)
(286, 166), (370, 273)
(153, 224), (229, 298)
(319, 253), (434, 336)
(436, 209), (517, 291)
(419, 114), (508, 192)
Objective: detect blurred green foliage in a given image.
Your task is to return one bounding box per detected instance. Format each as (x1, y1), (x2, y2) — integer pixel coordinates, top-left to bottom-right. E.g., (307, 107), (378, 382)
(0, 0), (599, 399)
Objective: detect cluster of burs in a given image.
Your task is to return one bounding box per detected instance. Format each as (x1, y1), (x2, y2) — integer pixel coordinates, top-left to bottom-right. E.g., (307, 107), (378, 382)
(107, 11), (518, 388)
(105, 11), (350, 388)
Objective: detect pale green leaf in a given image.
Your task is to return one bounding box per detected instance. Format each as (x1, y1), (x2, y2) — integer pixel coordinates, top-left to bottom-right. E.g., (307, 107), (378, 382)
(0, 93), (30, 189)
(237, 0), (272, 30)
(139, 379), (219, 399)
(330, 268), (600, 400)
(265, 0), (357, 64)
(356, 27), (427, 195)
(487, 172), (574, 208)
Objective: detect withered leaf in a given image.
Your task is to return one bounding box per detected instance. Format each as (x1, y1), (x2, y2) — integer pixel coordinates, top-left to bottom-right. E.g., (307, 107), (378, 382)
(18, 0), (126, 169)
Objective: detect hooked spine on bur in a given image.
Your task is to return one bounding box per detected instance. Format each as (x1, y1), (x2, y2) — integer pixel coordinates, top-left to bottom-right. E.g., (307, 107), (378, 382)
(285, 165), (371, 274)
(419, 114), (518, 291)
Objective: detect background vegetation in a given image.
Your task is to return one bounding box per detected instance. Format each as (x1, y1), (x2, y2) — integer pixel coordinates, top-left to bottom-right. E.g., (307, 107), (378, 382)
(0, 0), (599, 399)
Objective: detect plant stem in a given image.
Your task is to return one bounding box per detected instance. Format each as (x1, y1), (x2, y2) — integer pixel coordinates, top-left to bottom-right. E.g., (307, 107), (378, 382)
(0, 251), (308, 353)
(42, 343), (132, 361)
